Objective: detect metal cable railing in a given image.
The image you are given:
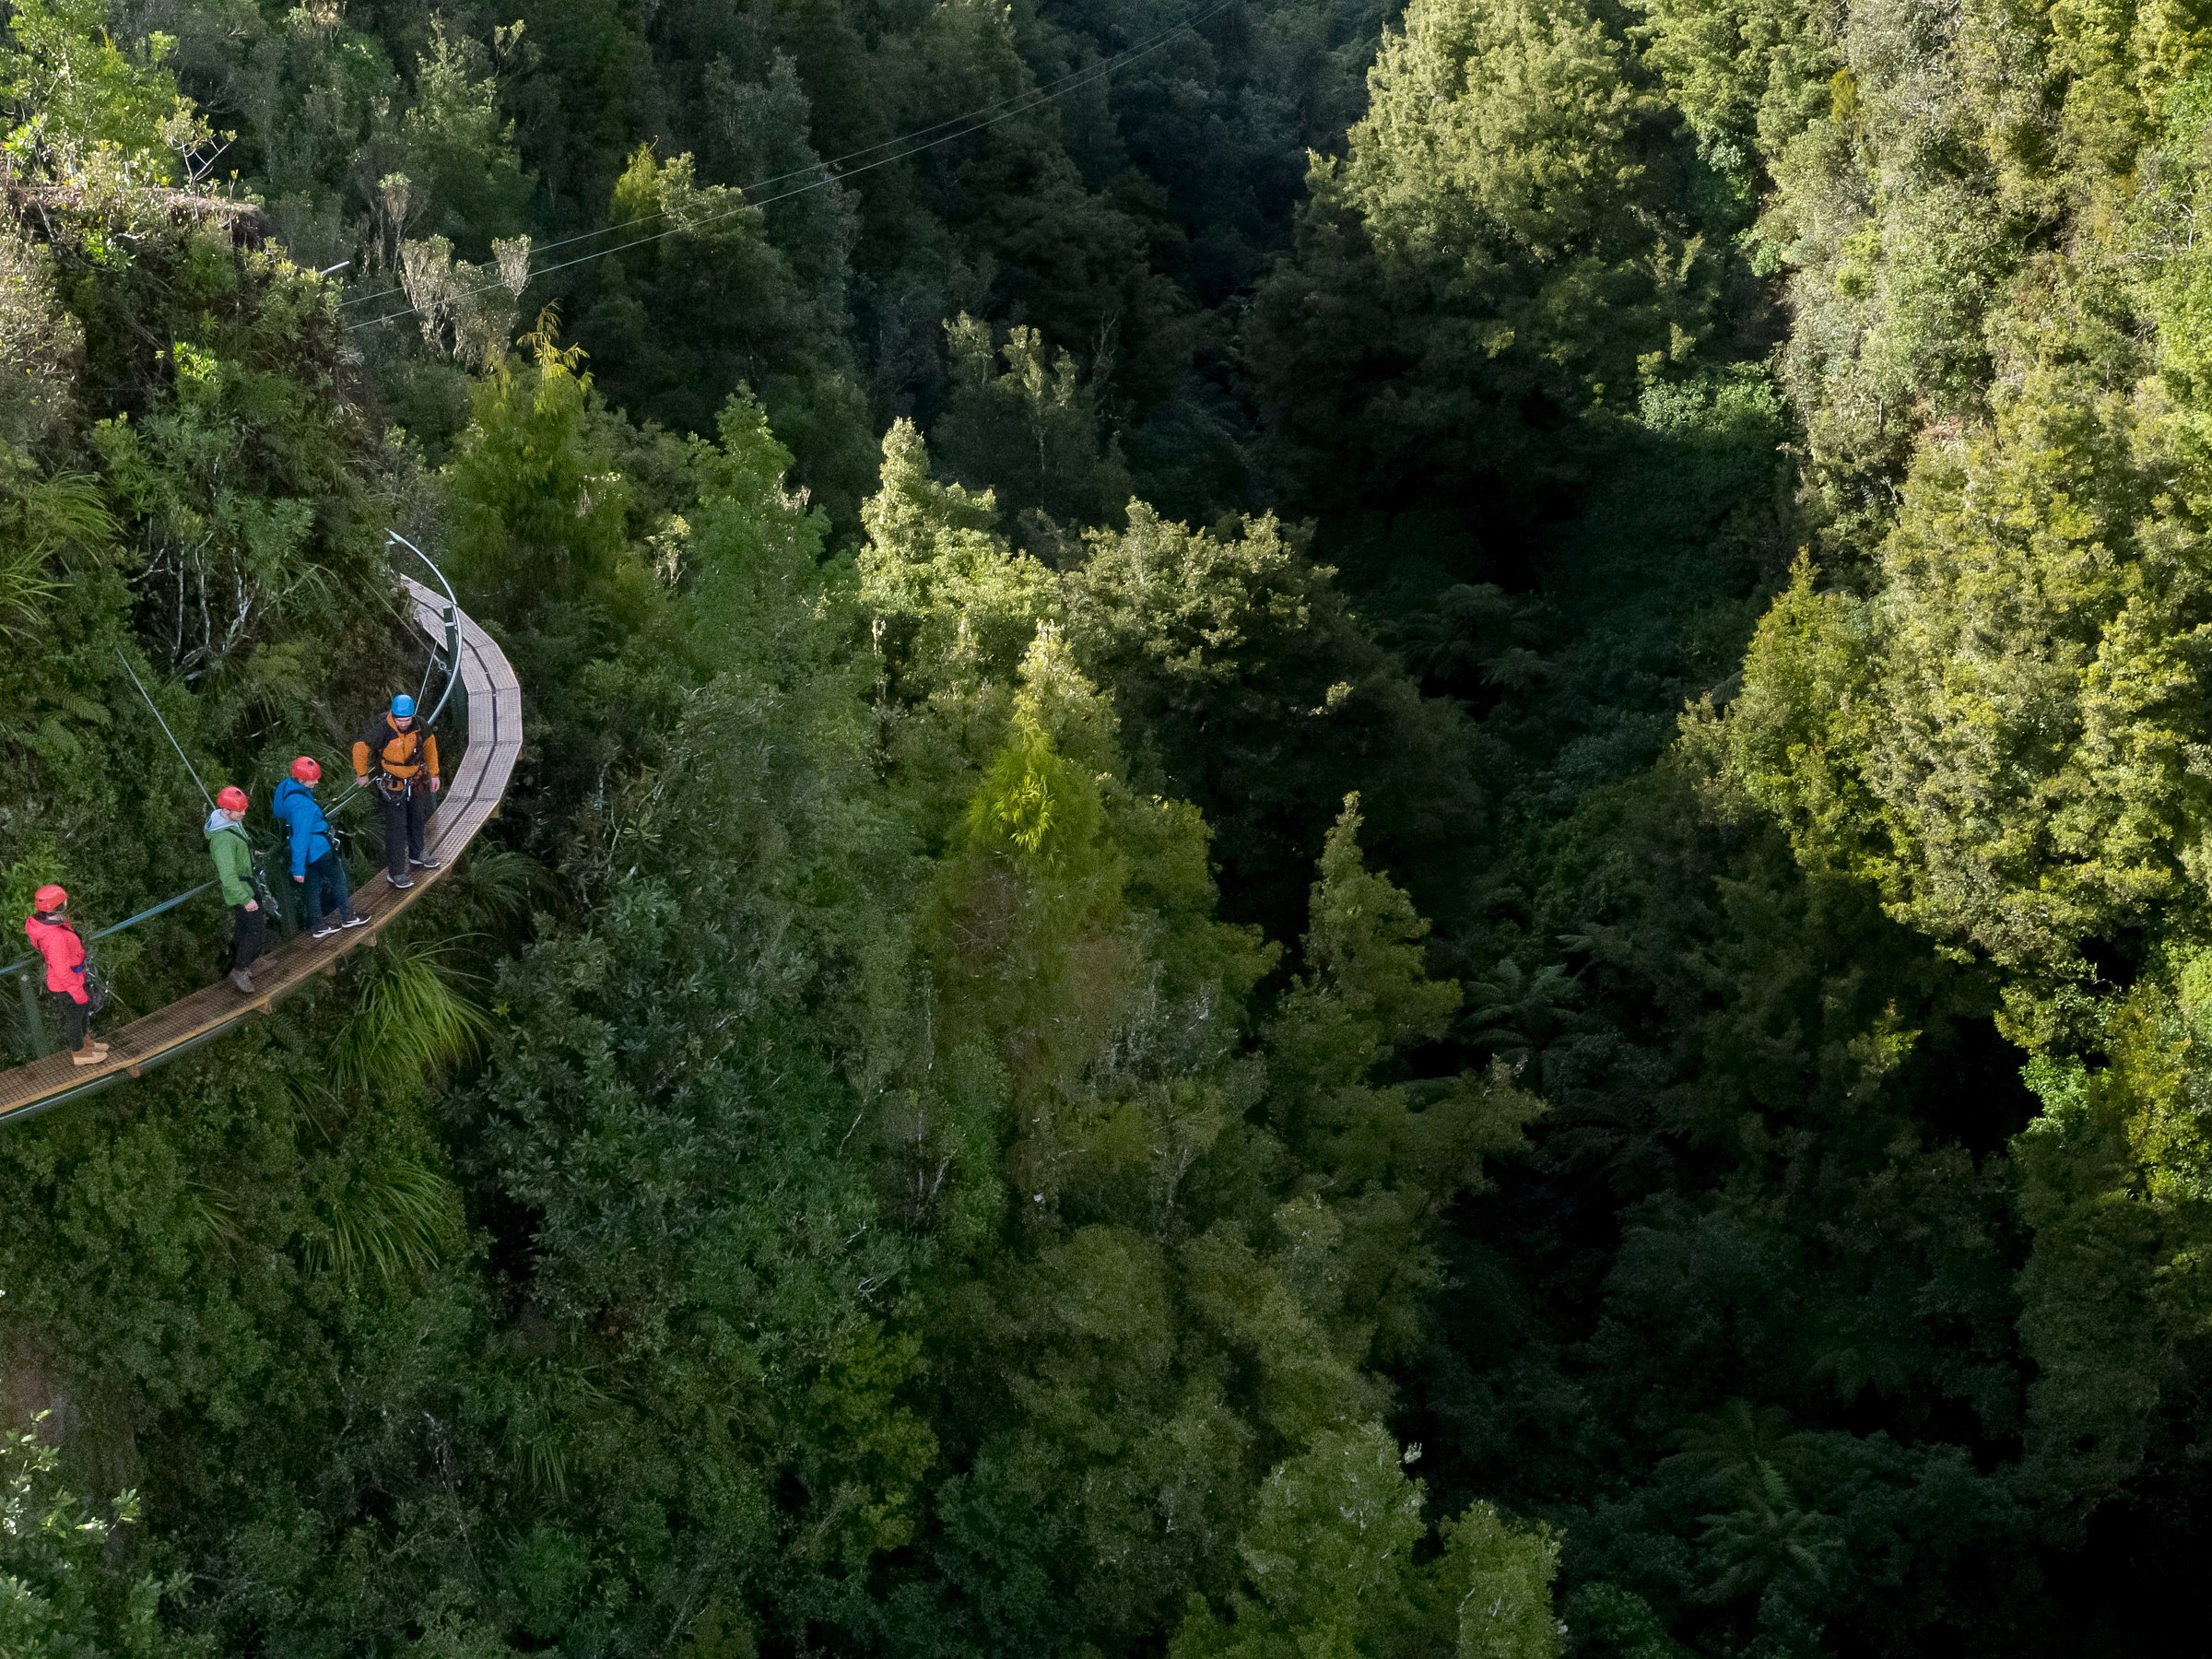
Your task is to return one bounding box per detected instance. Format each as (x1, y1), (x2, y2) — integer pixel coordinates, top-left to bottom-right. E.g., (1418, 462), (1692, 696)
(4, 533), (463, 1057)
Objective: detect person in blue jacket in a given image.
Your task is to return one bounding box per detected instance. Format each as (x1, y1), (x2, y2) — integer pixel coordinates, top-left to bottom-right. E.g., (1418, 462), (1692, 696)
(274, 756), (367, 939)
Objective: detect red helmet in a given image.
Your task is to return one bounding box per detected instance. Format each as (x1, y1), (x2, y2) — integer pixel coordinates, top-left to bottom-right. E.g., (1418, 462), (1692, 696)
(217, 785), (249, 813)
(290, 756), (322, 783)
(31, 884), (66, 912)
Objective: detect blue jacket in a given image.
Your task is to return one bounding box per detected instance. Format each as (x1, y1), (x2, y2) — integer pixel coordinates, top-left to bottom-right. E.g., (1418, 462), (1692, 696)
(272, 778), (335, 879)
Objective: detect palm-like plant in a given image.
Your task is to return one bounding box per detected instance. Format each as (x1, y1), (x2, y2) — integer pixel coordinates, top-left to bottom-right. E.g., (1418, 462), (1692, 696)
(499, 1360), (616, 1500)
(305, 1142), (465, 1288)
(1666, 1400), (1840, 1606)
(1464, 957), (1578, 1065)
(0, 470), (110, 641)
(1382, 582), (1547, 700)
(331, 935), (491, 1096)
(443, 843), (536, 934)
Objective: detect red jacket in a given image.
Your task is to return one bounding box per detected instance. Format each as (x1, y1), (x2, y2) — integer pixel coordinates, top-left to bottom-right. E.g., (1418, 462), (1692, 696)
(23, 912), (88, 1004)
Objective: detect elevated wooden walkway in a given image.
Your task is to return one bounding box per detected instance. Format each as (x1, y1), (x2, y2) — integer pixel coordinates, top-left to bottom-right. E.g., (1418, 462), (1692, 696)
(0, 579), (521, 1126)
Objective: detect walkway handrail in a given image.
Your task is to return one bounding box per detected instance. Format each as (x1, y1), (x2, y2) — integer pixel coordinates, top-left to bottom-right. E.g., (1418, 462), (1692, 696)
(6, 534), (468, 1056)
(6, 882), (221, 1057)
(0, 574), (521, 1124)
(0, 801), (366, 981)
(0, 795), (385, 978)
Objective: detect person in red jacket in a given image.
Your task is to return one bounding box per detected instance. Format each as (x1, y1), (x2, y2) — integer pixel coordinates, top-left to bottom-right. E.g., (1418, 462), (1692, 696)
(23, 885), (104, 1066)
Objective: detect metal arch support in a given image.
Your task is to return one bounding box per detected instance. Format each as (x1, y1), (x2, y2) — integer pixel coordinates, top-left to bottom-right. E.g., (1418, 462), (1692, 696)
(3, 535), (466, 1063)
(0, 582), (523, 1121)
(386, 530), (465, 729)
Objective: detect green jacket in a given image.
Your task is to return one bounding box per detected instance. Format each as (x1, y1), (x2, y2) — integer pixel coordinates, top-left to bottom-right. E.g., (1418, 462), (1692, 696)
(205, 814), (256, 907)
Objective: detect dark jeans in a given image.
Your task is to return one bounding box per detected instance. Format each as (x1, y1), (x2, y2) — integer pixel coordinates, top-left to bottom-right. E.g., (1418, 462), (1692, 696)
(47, 991), (88, 1050)
(302, 851), (354, 929)
(230, 901), (266, 971)
(378, 782), (429, 878)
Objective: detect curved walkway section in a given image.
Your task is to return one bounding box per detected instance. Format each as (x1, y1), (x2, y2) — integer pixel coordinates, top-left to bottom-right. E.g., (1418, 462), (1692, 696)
(0, 579), (522, 1126)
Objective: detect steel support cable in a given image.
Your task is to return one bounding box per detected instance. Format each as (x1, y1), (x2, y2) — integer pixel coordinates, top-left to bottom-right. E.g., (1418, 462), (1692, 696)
(346, 0), (1236, 335)
(115, 648), (216, 812)
(385, 530), (465, 728)
(0, 579), (521, 1112)
(338, 2), (1230, 315)
(3, 537), (462, 990)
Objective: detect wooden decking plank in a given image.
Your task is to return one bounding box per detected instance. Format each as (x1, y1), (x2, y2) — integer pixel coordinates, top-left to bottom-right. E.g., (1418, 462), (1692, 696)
(0, 580), (522, 1123)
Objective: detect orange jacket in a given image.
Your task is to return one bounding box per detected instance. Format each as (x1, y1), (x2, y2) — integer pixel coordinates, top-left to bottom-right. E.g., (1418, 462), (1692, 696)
(354, 713), (441, 786)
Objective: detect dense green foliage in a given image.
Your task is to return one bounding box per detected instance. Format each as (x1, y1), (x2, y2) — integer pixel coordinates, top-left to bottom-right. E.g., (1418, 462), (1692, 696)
(8, 0), (2212, 1653)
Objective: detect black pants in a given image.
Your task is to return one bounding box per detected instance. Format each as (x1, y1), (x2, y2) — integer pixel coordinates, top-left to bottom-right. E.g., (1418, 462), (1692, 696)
(47, 991), (88, 1050)
(378, 782), (429, 877)
(230, 902), (266, 971)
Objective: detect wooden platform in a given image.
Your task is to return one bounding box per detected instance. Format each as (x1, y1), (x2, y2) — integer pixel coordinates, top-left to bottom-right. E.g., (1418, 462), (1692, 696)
(0, 580), (522, 1125)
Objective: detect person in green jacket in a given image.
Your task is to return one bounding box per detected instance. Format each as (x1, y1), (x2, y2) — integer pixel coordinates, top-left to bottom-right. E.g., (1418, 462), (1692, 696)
(206, 785), (265, 994)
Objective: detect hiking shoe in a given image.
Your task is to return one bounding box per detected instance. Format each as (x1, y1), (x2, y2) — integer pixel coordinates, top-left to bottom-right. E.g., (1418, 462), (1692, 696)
(340, 914), (369, 929)
(70, 1046), (104, 1067)
(229, 969), (255, 994)
(312, 923), (340, 940)
(410, 854), (442, 869)
(388, 874), (415, 890)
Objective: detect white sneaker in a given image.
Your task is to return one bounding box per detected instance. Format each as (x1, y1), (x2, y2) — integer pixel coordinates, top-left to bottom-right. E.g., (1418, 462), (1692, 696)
(312, 924), (339, 939)
(388, 874), (415, 890)
(341, 914), (370, 929)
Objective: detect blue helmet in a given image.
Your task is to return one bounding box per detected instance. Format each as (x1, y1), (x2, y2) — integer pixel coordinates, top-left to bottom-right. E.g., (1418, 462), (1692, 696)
(391, 693), (417, 719)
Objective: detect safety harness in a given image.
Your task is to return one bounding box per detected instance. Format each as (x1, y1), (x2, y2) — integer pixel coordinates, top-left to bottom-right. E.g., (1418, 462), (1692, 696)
(361, 716), (439, 796)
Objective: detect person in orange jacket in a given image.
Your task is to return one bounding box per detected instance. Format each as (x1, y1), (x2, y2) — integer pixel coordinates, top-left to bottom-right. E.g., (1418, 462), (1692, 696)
(354, 692), (441, 889)
(22, 885), (104, 1065)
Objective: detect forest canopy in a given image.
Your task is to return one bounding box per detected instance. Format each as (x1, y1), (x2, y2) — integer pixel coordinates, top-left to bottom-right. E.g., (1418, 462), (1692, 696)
(0, 0), (2206, 1655)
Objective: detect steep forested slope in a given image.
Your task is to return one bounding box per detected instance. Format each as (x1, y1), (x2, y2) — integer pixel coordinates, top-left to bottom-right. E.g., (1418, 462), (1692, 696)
(5, 0), (2212, 1655)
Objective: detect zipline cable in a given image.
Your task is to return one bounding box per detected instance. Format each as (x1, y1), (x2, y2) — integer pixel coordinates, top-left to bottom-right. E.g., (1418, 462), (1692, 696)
(115, 649), (216, 813)
(339, 4), (1229, 314)
(346, 0), (1235, 335)
(341, 4), (1225, 314)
